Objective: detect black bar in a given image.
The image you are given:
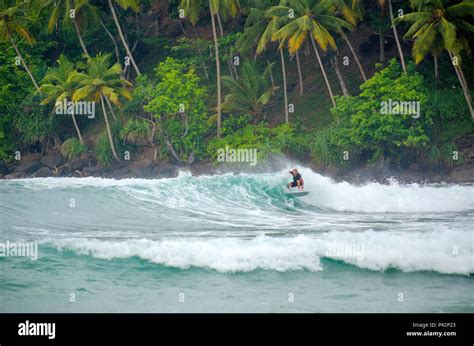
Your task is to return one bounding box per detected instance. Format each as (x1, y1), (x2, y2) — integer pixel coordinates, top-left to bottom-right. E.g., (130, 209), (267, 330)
(0, 313), (472, 345)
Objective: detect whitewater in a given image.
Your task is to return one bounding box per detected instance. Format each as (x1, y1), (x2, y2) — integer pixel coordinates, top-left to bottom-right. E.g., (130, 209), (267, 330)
(1, 167), (473, 312)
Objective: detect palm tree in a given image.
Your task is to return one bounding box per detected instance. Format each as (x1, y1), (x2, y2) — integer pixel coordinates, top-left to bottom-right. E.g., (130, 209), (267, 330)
(44, 0), (98, 58)
(0, 0), (40, 91)
(222, 60), (277, 117)
(107, 0), (141, 75)
(236, 0), (291, 123)
(396, 0), (474, 118)
(269, 0), (353, 108)
(71, 54), (132, 161)
(378, 0), (407, 72)
(39, 55), (85, 146)
(179, 0), (240, 138)
(327, 0), (367, 81)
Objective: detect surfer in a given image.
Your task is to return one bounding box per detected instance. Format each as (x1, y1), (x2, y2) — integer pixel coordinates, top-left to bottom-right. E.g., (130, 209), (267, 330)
(287, 168), (304, 191)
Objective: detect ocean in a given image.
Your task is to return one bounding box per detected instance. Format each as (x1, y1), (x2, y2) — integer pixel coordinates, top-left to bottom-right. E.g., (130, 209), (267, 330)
(1, 167), (473, 312)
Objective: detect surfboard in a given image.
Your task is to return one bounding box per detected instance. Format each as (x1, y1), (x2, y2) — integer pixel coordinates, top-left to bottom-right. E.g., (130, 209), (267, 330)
(287, 191), (309, 196)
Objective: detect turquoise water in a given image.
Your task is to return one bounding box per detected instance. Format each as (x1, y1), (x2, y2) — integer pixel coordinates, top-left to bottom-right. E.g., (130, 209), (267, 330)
(1, 168), (473, 312)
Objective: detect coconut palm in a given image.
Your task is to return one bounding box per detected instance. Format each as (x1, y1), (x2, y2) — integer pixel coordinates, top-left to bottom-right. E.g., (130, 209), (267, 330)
(43, 0), (98, 58)
(71, 53), (132, 161)
(107, 0), (141, 75)
(236, 0), (291, 122)
(222, 60), (277, 117)
(269, 0), (354, 107)
(179, 0), (240, 138)
(378, 0), (407, 72)
(326, 0), (367, 81)
(39, 55), (85, 146)
(396, 0), (474, 118)
(0, 0), (40, 91)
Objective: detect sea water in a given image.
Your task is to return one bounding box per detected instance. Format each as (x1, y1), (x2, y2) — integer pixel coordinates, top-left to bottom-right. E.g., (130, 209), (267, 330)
(0, 167), (473, 312)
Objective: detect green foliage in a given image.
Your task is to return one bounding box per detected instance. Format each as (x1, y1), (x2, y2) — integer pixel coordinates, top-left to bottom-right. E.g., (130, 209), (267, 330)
(94, 131), (114, 167)
(310, 126), (351, 167)
(207, 122), (295, 163)
(222, 60), (276, 116)
(15, 95), (59, 145)
(143, 58), (210, 162)
(120, 118), (150, 144)
(328, 60), (433, 163)
(60, 138), (86, 160)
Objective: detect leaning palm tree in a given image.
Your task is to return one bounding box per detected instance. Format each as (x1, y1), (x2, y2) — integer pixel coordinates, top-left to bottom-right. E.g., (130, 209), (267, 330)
(107, 0), (141, 75)
(236, 0), (291, 122)
(179, 0), (240, 138)
(396, 0), (474, 118)
(43, 0), (98, 58)
(378, 0), (407, 72)
(0, 0), (40, 91)
(39, 55), (85, 146)
(269, 0), (353, 108)
(326, 0), (367, 81)
(222, 60), (277, 117)
(71, 54), (132, 161)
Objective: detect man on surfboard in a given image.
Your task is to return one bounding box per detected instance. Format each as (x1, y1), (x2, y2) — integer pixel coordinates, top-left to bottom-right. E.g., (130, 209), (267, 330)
(287, 168), (304, 191)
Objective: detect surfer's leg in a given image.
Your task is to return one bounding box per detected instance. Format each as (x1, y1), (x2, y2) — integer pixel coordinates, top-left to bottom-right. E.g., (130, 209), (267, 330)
(297, 180), (302, 191)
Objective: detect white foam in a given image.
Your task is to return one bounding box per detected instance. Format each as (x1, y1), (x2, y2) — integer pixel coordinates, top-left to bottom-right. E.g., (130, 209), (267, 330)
(296, 167), (474, 213)
(45, 229), (474, 275)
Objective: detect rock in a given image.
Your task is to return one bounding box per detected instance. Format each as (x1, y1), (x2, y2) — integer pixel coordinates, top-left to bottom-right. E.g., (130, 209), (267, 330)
(57, 165), (71, 177)
(40, 151), (65, 169)
(128, 160), (156, 177)
(4, 172), (26, 179)
(461, 146), (474, 163)
(448, 164), (474, 183)
(153, 164), (179, 178)
(83, 166), (104, 177)
(32, 167), (53, 178)
(14, 160), (41, 174)
(0, 160), (10, 175)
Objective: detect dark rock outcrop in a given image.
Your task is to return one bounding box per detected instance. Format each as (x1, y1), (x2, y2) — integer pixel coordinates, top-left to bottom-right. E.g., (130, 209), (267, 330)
(14, 160), (41, 174)
(40, 151), (65, 169)
(32, 167), (53, 178)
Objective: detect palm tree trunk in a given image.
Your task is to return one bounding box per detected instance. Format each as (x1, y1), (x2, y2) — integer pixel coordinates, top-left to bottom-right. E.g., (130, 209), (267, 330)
(379, 28), (386, 63)
(73, 19), (90, 58)
(388, 0), (406, 73)
(192, 26), (210, 80)
(99, 17), (120, 65)
(8, 34), (40, 92)
(295, 50), (304, 96)
(268, 60), (275, 95)
(279, 47), (289, 123)
(341, 31), (367, 81)
(433, 53), (439, 82)
(100, 93), (120, 161)
(210, 8), (222, 138)
(104, 95), (117, 121)
(331, 57), (349, 97)
(310, 35), (336, 108)
(108, 0), (141, 75)
(71, 112), (84, 146)
(216, 13), (236, 79)
(449, 52), (474, 119)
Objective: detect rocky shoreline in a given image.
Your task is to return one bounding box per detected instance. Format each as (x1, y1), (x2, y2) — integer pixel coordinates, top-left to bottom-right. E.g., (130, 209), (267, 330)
(1, 147), (473, 184)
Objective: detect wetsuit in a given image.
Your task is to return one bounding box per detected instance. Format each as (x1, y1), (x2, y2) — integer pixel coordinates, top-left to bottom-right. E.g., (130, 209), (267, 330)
(291, 173), (303, 187)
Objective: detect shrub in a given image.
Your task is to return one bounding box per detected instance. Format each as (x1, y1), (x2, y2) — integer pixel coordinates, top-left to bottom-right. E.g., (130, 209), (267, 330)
(60, 138), (86, 160)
